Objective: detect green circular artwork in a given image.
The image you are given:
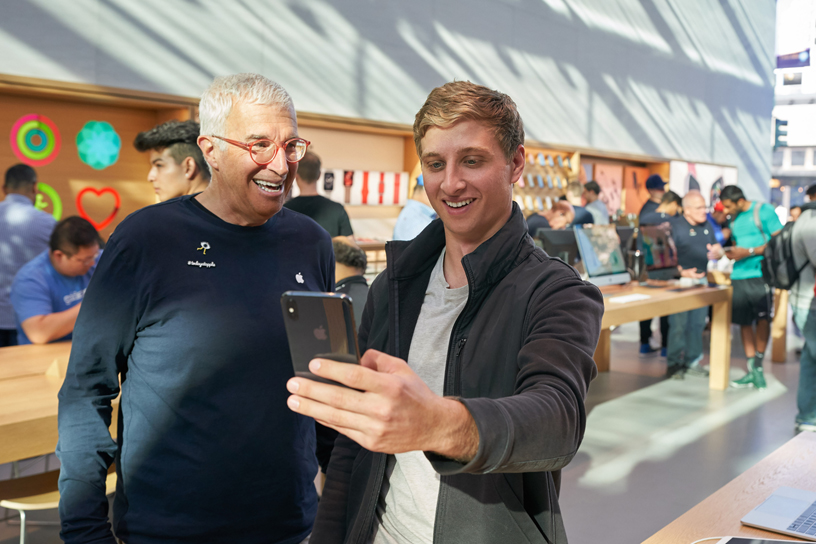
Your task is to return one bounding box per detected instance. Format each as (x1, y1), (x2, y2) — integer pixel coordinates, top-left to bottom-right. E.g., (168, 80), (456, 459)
(76, 121), (121, 170)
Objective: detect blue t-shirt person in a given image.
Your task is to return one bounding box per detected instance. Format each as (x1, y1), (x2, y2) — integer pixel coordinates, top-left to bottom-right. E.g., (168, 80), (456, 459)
(10, 250), (98, 344)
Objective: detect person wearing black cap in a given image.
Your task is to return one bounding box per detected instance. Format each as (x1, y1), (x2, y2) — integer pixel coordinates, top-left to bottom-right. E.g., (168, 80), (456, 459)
(639, 174), (666, 219)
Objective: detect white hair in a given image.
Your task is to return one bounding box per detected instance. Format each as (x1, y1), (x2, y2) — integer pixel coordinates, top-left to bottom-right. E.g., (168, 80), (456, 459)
(682, 190), (705, 207)
(199, 73), (295, 148)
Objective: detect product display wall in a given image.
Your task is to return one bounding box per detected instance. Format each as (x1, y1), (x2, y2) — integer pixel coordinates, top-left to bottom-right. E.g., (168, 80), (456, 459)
(0, 1), (775, 199)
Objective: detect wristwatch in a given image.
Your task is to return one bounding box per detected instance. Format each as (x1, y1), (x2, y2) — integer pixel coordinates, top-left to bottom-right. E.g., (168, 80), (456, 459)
(748, 247), (755, 255)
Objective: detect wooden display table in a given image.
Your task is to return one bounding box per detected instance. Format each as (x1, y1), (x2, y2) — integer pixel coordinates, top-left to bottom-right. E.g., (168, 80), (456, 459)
(643, 431), (816, 543)
(0, 342), (118, 465)
(595, 283), (733, 390)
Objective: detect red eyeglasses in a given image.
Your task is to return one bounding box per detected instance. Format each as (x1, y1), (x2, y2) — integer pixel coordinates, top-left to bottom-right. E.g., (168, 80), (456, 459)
(212, 136), (311, 165)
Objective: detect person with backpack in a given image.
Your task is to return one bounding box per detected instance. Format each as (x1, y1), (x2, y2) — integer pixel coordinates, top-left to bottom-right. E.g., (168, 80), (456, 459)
(790, 201), (816, 432)
(718, 186), (783, 389)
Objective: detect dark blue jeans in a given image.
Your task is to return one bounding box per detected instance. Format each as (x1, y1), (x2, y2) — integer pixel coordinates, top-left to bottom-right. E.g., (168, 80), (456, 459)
(667, 308), (707, 367)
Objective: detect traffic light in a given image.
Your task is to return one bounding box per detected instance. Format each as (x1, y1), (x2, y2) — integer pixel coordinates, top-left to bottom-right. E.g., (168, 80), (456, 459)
(774, 118), (788, 149)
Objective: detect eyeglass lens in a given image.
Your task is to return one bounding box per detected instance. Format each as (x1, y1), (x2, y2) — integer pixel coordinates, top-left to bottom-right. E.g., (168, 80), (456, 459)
(250, 139), (308, 163)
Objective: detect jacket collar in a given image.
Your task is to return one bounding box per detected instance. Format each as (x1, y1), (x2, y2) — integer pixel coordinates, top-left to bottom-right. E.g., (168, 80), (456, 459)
(336, 275), (368, 289)
(387, 202), (534, 290)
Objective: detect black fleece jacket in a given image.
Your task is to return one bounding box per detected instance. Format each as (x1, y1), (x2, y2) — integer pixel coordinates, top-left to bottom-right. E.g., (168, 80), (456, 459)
(312, 203), (604, 544)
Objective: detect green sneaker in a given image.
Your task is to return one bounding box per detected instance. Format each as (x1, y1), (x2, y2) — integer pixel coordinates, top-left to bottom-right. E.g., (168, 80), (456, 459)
(731, 358), (761, 389)
(753, 363), (767, 390)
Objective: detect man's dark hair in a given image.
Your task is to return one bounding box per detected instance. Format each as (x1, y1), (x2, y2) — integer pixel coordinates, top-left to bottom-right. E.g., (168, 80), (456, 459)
(297, 151), (321, 184)
(134, 120), (210, 180)
(661, 191), (682, 206)
(584, 181), (601, 195)
(720, 185), (745, 203)
(806, 184), (816, 198)
(791, 205), (802, 213)
(333, 239), (367, 272)
(4, 164), (37, 191)
(50, 216), (101, 255)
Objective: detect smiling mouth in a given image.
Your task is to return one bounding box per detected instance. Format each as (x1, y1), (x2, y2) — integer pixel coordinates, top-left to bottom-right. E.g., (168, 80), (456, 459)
(445, 199), (474, 209)
(253, 179), (283, 193)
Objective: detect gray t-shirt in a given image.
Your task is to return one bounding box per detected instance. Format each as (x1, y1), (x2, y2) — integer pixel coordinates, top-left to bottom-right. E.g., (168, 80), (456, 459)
(792, 208), (816, 311)
(371, 249), (468, 544)
(586, 199), (610, 225)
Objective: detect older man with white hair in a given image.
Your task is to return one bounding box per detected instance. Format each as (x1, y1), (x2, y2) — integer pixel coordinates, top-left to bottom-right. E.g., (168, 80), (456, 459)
(57, 74), (333, 544)
(664, 191), (723, 379)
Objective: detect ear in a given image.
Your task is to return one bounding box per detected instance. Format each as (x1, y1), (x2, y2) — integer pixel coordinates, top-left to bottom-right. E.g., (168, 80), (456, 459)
(509, 144), (525, 186)
(183, 156), (198, 179)
(198, 135), (218, 173)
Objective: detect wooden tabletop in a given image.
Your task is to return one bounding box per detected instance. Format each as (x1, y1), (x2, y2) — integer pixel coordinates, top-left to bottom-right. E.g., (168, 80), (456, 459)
(642, 432), (816, 543)
(0, 342), (118, 465)
(601, 283), (732, 329)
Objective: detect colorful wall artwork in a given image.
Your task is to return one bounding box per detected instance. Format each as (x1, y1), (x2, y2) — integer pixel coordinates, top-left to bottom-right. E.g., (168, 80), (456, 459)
(10, 114), (61, 166)
(76, 121), (122, 170)
(668, 161), (738, 205)
(593, 163), (623, 216)
(622, 166), (651, 215)
(2, 92), (172, 240)
(76, 186), (121, 230)
(35, 182), (63, 220)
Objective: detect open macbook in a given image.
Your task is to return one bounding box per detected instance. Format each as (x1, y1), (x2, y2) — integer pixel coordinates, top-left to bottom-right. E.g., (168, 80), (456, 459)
(741, 486), (816, 541)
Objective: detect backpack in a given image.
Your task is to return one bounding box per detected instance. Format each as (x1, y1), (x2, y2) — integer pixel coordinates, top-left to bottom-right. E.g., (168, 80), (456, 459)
(759, 201), (816, 290)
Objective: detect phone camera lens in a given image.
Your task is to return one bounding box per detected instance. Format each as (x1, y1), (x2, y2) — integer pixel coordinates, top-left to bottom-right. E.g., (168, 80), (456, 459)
(286, 299), (298, 320)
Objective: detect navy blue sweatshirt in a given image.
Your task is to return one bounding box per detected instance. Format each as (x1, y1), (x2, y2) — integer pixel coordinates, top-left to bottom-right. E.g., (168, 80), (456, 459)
(57, 196), (334, 544)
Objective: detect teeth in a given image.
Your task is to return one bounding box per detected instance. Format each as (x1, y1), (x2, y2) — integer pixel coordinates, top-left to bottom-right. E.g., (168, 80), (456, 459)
(254, 179), (282, 193)
(446, 199), (473, 208)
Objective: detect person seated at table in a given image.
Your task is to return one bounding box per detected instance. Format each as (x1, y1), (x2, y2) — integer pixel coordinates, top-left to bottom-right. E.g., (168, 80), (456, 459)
(284, 150), (354, 237)
(10, 217), (100, 345)
(134, 120), (210, 202)
(664, 191), (724, 379)
(332, 236), (369, 332)
(526, 200), (575, 236)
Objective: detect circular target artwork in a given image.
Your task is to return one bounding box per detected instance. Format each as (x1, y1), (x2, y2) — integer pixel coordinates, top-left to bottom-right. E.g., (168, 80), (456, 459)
(76, 121), (121, 170)
(10, 114), (62, 166)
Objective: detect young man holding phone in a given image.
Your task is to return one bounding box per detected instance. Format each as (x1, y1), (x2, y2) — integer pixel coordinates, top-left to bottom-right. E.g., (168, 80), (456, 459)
(287, 81), (604, 543)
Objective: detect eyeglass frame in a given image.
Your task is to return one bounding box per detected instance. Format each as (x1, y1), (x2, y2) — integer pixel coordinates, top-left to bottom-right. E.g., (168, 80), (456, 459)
(210, 135), (311, 165)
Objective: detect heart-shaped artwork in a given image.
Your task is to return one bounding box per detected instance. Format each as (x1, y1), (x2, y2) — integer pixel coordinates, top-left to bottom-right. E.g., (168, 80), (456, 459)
(76, 186), (121, 230)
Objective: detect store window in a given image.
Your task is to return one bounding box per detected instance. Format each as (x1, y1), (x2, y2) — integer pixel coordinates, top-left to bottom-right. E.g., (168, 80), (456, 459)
(772, 149), (784, 167)
(791, 149), (806, 166)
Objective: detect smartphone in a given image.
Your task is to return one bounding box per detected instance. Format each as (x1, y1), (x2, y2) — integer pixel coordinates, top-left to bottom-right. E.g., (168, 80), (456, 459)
(281, 291), (361, 387)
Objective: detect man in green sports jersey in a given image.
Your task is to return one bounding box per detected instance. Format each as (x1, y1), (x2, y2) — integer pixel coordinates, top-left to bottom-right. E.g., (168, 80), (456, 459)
(718, 185), (783, 389)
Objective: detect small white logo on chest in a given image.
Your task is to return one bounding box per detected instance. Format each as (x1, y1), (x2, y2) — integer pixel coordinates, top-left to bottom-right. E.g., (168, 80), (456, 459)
(296, 272), (304, 284)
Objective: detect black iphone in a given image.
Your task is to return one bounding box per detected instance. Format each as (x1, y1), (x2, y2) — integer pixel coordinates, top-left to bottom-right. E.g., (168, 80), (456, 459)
(281, 291), (361, 387)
